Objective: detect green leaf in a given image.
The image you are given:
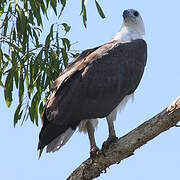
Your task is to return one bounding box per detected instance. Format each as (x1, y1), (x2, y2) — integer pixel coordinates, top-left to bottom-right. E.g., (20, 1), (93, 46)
(30, 91), (40, 125)
(61, 48), (68, 67)
(61, 38), (71, 51)
(50, 24), (54, 37)
(4, 89), (12, 107)
(45, 33), (51, 49)
(14, 103), (22, 127)
(95, 0), (105, 19)
(56, 31), (60, 56)
(0, 48), (3, 87)
(4, 69), (13, 107)
(14, 69), (19, 88)
(12, 28), (17, 43)
(29, 106), (34, 123)
(81, 0), (87, 28)
(35, 7), (43, 27)
(61, 23), (71, 34)
(0, 4), (4, 17)
(19, 71), (24, 103)
(39, 101), (44, 117)
(39, 0), (46, 15)
(24, 67), (29, 88)
(2, 10), (8, 36)
(61, 0), (66, 7)
(29, 58), (33, 94)
(36, 49), (43, 63)
(32, 28), (40, 47)
(59, 0), (67, 17)
(0, 1), (5, 16)
(50, 0), (57, 15)
(35, 101), (39, 126)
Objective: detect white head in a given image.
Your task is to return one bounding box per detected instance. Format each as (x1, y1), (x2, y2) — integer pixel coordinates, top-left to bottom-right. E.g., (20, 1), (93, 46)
(113, 9), (145, 42)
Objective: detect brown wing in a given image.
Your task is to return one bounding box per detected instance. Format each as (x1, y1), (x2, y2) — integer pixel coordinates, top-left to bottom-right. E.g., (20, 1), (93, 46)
(38, 39), (147, 149)
(51, 41), (115, 92)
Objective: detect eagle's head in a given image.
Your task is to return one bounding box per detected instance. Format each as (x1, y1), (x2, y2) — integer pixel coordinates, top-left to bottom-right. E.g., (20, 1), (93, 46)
(123, 9), (145, 36)
(113, 9), (145, 42)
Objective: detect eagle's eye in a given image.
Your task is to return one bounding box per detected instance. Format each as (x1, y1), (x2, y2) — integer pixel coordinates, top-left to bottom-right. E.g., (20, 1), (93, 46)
(133, 11), (139, 17)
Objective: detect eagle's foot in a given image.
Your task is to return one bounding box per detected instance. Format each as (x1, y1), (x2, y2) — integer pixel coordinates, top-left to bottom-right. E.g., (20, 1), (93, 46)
(102, 136), (118, 152)
(90, 146), (101, 159)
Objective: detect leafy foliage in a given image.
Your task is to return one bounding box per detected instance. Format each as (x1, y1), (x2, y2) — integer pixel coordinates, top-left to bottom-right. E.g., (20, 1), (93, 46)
(0, 0), (105, 127)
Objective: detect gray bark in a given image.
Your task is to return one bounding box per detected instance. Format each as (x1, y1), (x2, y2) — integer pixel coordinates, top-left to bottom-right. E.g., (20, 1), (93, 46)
(67, 97), (180, 180)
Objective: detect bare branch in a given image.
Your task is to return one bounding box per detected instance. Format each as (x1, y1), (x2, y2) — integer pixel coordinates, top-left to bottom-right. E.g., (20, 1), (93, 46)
(67, 97), (180, 180)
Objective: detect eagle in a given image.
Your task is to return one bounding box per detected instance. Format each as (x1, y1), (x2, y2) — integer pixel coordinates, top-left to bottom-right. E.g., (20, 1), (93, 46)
(38, 9), (147, 156)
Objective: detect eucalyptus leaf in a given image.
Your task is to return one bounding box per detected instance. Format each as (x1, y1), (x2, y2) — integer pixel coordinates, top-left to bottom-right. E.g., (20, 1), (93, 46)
(95, 0), (105, 19)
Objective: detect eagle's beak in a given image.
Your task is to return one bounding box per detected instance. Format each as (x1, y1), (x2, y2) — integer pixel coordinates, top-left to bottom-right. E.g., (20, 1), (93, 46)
(123, 10), (130, 20)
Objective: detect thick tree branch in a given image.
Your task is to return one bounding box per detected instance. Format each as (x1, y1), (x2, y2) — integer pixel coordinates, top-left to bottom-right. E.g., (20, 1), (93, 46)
(67, 97), (180, 180)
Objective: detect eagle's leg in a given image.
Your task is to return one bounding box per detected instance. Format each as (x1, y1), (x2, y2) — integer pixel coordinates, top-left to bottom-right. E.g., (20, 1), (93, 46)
(86, 120), (100, 158)
(107, 117), (117, 140)
(107, 107), (118, 141)
(102, 108), (118, 150)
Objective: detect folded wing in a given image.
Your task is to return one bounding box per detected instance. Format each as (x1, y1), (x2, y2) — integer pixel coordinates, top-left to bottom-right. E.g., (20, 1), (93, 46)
(38, 39), (147, 150)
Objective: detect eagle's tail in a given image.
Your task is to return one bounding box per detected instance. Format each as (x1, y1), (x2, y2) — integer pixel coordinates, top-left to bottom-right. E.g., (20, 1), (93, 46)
(38, 110), (75, 153)
(46, 128), (75, 153)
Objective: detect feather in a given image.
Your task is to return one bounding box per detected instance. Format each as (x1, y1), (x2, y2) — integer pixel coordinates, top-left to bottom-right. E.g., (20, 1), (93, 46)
(78, 119), (98, 133)
(46, 128), (75, 153)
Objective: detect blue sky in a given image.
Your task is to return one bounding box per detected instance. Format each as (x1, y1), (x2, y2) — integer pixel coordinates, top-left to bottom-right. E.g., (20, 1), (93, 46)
(1, 0), (180, 179)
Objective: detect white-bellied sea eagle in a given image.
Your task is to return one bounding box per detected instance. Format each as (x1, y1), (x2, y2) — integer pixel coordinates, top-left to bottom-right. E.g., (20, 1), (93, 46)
(38, 9), (147, 157)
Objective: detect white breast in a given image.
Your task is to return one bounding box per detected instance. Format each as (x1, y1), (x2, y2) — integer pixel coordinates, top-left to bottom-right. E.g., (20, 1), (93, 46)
(112, 23), (144, 43)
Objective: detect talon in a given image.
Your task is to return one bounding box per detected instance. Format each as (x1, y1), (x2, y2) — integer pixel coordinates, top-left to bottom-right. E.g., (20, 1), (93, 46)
(90, 146), (101, 159)
(102, 136), (118, 151)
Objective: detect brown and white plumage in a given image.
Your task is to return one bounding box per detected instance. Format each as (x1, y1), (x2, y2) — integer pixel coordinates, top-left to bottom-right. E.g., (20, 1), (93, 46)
(38, 9), (147, 154)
